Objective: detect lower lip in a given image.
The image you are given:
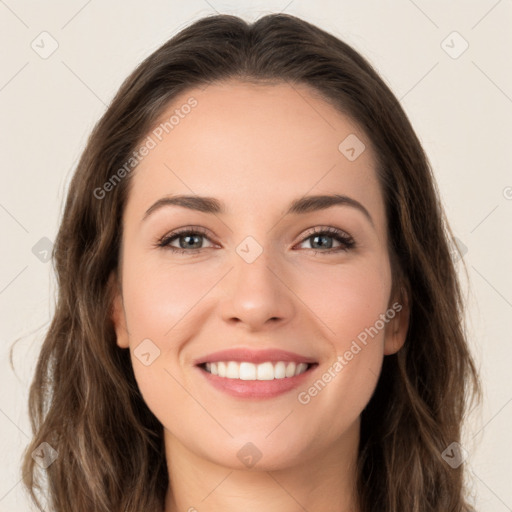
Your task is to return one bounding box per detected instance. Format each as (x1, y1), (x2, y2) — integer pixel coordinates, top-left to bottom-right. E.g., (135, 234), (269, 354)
(196, 364), (318, 399)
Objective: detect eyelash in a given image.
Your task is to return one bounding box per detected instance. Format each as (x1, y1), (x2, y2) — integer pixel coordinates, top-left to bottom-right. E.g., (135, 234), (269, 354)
(155, 225), (355, 255)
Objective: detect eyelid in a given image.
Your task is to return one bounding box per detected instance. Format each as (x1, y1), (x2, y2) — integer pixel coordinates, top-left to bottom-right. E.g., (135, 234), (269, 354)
(157, 226), (214, 245)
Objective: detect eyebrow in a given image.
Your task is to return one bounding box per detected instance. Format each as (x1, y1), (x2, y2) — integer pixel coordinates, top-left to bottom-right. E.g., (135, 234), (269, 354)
(143, 193), (374, 226)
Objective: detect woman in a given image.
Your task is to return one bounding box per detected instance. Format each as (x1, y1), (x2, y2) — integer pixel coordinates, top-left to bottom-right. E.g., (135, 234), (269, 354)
(21, 12), (481, 512)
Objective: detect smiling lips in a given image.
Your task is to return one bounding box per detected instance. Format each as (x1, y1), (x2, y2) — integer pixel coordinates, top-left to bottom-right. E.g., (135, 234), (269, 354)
(195, 347), (318, 396)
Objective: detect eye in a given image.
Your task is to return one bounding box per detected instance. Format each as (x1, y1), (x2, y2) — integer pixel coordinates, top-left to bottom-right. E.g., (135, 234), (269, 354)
(155, 225), (356, 255)
(296, 226), (355, 253)
(156, 226), (215, 254)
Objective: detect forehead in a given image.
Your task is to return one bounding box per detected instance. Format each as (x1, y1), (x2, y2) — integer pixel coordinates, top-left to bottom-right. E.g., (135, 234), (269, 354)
(125, 80), (385, 228)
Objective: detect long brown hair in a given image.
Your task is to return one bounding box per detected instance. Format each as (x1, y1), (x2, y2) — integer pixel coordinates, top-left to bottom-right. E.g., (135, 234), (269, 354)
(18, 13), (481, 512)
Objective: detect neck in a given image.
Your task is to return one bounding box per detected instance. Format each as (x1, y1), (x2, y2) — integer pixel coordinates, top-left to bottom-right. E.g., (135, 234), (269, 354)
(163, 419), (361, 512)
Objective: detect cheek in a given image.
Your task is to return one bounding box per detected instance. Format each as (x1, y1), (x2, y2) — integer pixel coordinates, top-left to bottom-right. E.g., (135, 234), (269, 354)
(294, 255), (392, 349)
(122, 257), (219, 340)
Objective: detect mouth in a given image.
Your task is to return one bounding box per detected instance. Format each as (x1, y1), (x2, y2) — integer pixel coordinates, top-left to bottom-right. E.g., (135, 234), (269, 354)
(198, 361), (318, 380)
(195, 360), (319, 399)
(193, 347), (319, 398)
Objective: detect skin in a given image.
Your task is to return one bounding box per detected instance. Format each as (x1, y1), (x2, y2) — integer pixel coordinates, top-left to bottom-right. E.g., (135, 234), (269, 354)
(110, 80), (409, 512)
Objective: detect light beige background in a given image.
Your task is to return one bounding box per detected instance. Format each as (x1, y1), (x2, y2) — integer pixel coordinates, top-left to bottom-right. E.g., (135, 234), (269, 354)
(1, 1), (511, 510)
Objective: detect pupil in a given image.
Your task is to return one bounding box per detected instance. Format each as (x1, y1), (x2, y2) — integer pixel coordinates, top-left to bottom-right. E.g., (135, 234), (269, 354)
(181, 234), (201, 249)
(312, 234), (332, 249)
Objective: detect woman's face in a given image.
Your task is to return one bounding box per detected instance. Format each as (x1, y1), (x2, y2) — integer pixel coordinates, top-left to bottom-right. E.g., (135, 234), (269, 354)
(111, 80), (408, 471)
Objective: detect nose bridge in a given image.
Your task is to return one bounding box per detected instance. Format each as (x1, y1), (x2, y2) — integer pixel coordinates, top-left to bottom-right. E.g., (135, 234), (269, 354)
(219, 234), (295, 328)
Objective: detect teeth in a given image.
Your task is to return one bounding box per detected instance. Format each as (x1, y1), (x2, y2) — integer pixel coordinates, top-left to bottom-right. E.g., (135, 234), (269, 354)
(204, 361), (309, 380)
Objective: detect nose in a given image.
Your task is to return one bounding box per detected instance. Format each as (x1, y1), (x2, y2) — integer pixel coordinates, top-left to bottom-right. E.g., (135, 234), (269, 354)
(219, 243), (296, 331)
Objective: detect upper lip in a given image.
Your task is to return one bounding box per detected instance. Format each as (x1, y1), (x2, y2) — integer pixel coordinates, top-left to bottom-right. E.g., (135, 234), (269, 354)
(194, 348), (317, 365)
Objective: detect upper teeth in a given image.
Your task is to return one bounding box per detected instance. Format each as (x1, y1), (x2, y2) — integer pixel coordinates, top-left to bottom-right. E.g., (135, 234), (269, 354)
(205, 361), (309, 380)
